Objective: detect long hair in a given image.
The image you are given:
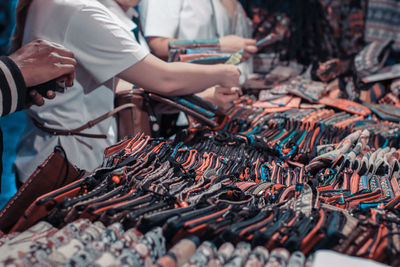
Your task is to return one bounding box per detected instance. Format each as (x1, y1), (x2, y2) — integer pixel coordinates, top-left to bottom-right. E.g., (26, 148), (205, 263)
(12, 0), (34, 51)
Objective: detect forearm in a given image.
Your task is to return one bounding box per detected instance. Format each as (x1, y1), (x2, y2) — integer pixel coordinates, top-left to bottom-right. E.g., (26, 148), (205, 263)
(0, 56), (27, 116)
(157, 62), (230, 96)
(118, 54), (237, 96)
(147, 37), (177, 60)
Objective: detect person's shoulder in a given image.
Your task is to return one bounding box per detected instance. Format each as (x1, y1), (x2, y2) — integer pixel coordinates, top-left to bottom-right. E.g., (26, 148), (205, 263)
(40, 0), (108, 13)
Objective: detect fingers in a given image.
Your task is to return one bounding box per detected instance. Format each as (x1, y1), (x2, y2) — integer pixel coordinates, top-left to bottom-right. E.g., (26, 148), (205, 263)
(216, 87), (242, 95)
(242, 45), (258, 62)
(221, 93), (239, 103)
(244, 45), (258, 54)
(233, 87), (243, 95)
(51, 53), (77, 66)
(244, 39), (257, 46)
(56, 72), (75, 88)
(38, 39), (75, 59)
(49, 42), (75, 59)
(52, 54), (76, 87)
(47, 44), (76, 85)
(46, 90), (56, 99)
(215, 87), (236, 94)
(64, 72), (75, 87)
(29, 90), (45, 106)
(54, 63), (76, 83)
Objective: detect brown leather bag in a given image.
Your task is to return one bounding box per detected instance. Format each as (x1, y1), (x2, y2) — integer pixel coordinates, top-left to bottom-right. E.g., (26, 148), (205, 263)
(115, 88), (151, 141)
(0, 146), (84, 233)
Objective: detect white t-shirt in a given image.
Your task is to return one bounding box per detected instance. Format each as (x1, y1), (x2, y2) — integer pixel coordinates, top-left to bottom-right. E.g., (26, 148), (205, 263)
(139, 0), (253, 83)
(99, 0), (150, 53)
(139, 0), (231, 40)
(14, 0), (149, 182)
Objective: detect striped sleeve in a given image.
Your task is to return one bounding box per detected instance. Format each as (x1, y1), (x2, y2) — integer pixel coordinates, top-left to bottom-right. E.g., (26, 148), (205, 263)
(0, 56), (27, 117)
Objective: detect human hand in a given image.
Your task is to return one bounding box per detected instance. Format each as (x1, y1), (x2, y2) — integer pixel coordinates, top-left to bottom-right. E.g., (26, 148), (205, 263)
(196, 86), (240, 114)
(28, 88), (56, 106)
(219, 65), (241, 88)
(242, 45), (258, 62)
(9, 39), (77, 88)
(219, 35), (258, 61)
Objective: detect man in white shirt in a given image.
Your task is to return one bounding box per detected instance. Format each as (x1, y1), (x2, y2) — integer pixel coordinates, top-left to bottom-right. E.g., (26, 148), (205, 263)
(139, 0), (258, 63)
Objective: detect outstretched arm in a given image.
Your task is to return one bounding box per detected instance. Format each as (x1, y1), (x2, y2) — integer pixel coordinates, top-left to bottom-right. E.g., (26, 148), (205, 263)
(118, 53), (240, 96)
(147, 35), (258, 62)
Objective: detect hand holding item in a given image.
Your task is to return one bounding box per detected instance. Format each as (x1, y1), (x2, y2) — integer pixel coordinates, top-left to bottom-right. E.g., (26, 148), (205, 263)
(219, 35), (258, 61)
(9, 39), (77, 106)
(196, 86), (240, 114)
(219, 65), (241, 88)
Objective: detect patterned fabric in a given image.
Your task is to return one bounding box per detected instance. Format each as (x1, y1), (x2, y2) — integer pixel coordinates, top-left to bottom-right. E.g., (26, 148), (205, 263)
(391, 78), (400, 97)
(0, 221), (165, 267)
(354, 39), (393, 78)
(359, 83), (387, 104)
(307, 130), (362, 171)
(286, 76), (328, 103)
(365, 0), (400, 52)
(318, 0), (367, 58)
(0, 221), (57, 263)
(366, 103), (400, 122)
(318, 97), (371, 116)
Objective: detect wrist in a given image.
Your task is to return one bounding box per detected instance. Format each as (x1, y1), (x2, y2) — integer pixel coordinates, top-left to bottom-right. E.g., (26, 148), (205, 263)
(0, 56), (28, 112)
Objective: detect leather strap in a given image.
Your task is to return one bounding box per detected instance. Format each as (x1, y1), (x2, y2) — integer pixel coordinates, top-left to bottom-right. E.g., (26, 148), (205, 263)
(32, 103), (135, 139)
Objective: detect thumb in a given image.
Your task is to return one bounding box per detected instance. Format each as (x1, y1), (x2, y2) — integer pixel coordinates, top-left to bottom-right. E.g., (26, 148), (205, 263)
(244, 38), (257, 46)
(244, 45), (258, 54)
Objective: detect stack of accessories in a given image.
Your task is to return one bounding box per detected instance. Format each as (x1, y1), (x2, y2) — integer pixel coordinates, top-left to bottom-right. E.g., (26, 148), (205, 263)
(145, 92), (219, 128)
(3, 130), (399, 223)
(0, 218), (318, 267)
(217, 97), (400, 152)
(244, 62), (400, 123)
(313, 39), (400, 107)
(168, 39), (228, 63)
(4, 207), (400, 267)
(178, 52), (232, 64)
(364, 103), (400, 123)
(155, 240), (310, 267)
(1, 182), (399, 265)
(168, 31), (285, 66)
(0, 220), (166, 266)
(253, 74), (372, 116)
(168, 39), (220, 50)
(1, 128), (400, 265)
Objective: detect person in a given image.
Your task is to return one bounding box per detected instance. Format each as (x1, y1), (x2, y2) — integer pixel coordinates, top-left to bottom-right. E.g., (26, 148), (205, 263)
(1, 39), (76, 115)
(0, 39), (76, 190)
(13, 0), (240, 184)
(139, 0), (258, 62)
(138, 0), (256, 112)
(101, 0), (241, 113)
